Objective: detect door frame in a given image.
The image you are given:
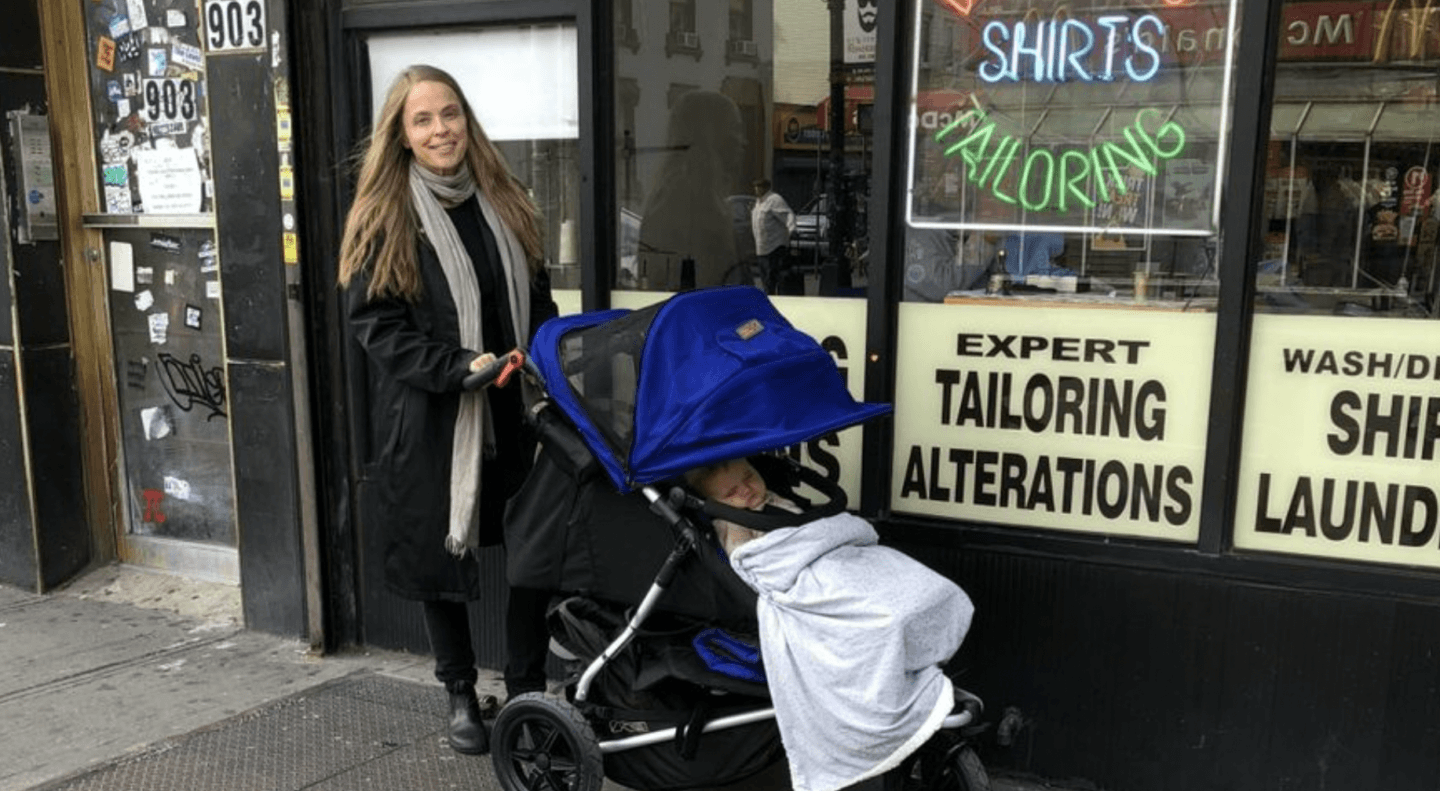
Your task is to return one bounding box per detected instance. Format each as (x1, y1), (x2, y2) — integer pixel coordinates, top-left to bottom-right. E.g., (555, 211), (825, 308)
(294, 0), (599, 651)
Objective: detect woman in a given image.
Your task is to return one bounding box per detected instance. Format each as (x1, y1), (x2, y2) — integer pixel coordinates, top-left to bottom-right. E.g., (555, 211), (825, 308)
(337, 65), (556, 756)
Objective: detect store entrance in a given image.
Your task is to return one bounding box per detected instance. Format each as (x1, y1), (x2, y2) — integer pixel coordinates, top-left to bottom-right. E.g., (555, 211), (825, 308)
(76, 2), (238, 584)
(340, 19), (581, 655)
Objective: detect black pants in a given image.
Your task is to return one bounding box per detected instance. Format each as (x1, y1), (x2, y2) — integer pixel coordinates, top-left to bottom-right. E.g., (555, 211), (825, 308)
(758, 245), (802, 295)
(422, 586), (552, 696)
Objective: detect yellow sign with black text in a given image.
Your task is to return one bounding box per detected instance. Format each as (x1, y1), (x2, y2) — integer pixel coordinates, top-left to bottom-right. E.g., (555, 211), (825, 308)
(890, 302), (1214, 541)
(1235, 314), (1440, 568)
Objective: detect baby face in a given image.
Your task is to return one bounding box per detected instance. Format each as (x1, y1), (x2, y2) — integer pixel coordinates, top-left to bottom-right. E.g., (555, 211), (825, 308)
(698, 460), (768, 511)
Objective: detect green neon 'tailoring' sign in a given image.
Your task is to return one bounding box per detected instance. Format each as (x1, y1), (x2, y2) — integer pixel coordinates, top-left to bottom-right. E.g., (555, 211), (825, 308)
(935, 107), (1187, 214)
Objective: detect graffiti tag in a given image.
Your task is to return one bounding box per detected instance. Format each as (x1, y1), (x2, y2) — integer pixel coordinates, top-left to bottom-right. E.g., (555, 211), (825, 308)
(156, 352), (226, 420)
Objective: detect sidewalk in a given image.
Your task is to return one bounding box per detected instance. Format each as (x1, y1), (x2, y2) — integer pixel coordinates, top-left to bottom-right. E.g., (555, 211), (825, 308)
(0, 564), (467, 791)
(1, 564), (1057, 791)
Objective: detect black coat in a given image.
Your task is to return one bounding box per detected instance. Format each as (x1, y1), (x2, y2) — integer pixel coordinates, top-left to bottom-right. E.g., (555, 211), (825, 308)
(346, 230), (557, 602)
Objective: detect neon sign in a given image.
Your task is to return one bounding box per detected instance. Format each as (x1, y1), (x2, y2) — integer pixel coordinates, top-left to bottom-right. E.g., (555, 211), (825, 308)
(935, 107), (1187, 214)
(980, 14), (1165, 83)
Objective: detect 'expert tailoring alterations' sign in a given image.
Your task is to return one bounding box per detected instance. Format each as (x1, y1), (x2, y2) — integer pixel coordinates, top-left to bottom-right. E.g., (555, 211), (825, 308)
(891, 303), (1214, 541)
(1235, 315), (1440, 568)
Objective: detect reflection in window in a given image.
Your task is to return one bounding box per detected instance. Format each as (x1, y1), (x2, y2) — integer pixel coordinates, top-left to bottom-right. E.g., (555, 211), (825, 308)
(1262, 5), (1440, 321)
(617, 0), (873, 297)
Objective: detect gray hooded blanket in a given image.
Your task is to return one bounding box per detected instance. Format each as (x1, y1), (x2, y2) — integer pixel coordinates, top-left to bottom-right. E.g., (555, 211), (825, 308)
(728, 513), (974, 791)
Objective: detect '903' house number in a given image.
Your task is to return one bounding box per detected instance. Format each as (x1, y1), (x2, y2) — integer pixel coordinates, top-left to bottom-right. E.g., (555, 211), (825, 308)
(204, 0), (267, 52)
(143, 79), (199, 124)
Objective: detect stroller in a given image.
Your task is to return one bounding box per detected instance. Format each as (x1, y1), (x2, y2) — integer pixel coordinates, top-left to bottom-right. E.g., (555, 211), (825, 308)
(480, 286), (988, 791)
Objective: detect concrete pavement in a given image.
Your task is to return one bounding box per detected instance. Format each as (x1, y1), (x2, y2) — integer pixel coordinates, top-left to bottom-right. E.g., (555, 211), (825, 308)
(1, 563), (1057, 791)
(0, 564), (453, 791)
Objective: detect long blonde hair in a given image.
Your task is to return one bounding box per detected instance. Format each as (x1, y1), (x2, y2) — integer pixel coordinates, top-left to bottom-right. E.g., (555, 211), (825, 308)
(337, 65), (543, 300)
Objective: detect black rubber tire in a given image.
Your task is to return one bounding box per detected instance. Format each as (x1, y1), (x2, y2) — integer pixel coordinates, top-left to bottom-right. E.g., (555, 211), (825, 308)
(490, 692), (604, 791)
(888, 733), (991, 791)
(944, 745), (990, 791)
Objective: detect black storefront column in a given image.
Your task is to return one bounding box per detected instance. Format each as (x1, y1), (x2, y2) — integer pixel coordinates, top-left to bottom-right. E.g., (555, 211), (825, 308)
(0, 2), (89, 592)
(208, 3), (312, 638)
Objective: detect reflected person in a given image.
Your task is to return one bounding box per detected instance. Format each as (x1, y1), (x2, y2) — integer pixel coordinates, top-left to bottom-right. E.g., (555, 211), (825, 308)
(636, 90), (747, 290)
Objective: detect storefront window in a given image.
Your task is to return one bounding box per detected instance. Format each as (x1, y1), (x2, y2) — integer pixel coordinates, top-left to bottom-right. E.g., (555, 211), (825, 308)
(1234, 0), (1440, 569)
(1254, 1), (1440, 318)
(613, 0), (875, 500)
(368, 26), (583, 314)
(890, 0), (1237, 541)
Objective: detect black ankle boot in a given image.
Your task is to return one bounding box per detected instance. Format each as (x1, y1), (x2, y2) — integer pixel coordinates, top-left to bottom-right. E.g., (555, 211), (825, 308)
(445, 682), (489, 755)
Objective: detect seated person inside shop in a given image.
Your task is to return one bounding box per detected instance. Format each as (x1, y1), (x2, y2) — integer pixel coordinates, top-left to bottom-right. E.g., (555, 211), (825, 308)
(1001, 231), (1075, 279)
(901, 227), (994, 301)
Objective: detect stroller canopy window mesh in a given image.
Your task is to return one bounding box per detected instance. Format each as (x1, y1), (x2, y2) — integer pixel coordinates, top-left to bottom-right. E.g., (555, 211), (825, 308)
(530, 286), (891, 492)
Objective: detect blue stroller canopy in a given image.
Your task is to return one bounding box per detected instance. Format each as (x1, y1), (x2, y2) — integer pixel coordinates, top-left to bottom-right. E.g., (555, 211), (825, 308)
(529, 286), (891, 492)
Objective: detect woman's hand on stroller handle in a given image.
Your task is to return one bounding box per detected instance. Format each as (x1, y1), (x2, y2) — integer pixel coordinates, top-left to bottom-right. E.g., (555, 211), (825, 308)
(463, 349), (526, 390)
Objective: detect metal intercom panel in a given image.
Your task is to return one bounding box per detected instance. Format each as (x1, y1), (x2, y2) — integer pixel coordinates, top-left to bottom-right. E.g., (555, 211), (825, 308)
(6, 110), (58, 244)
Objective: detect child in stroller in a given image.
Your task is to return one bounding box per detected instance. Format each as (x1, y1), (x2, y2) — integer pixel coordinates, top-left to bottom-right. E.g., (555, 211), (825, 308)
(486, 286), (989, 791)
(684, 457), (976, 791)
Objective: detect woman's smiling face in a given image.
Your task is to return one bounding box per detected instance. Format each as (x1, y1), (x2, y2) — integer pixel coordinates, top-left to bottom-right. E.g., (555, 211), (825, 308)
(402, 80), (468, 175)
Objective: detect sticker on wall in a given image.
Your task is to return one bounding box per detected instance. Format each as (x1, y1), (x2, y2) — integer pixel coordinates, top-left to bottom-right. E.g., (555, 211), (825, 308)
(110, 240), (135, 292)
(140, 405), (174, 440)
(204, 0), (267, 51)
(122, 72), (140, 96)
(102, 163), (128, 187)
(167, 9), (186, 27)
(115, 98), (131, 118)
(283, 232), (298, 264)
(150, 120), (185, 137)
(278, 164), (293, 199)
(124, 0), (148, 30)
(106, 80), (123, 102)
(105, 185), (130, 213)
(150, 233), (181, 253)
(163, 476), (192, 501)
(198, 240), (217, 272)
(97, 37), (116, 71)
(184, 304), (202, 330)
(132, 147), (203, 213)
(164, 269), (177, 286)
(148, 312), (169, 344)
(126, 358), (148, 389)
(135, 266), (153, 284)
(205, 280), (220, 300)
(172, 41), (203, 71)
(275, 103), (291, 145)
(109, 15), (130, 39)
(134, 289), (154, 311)
(99, 129), (135, 162)
(146, 48), (167, 77)
(117, 33), (141, 63)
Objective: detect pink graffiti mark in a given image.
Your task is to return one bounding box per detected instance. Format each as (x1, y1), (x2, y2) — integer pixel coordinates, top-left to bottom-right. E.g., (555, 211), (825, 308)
(142, 488), (166, 523)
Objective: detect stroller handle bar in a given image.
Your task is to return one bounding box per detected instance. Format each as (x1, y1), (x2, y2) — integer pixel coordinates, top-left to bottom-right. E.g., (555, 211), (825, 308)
(461, 349), (527, 391)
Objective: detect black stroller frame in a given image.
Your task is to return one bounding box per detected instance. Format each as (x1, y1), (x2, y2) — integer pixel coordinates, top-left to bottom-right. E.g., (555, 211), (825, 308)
(469, 289), (993, 791)
(486, 402), (990, 791)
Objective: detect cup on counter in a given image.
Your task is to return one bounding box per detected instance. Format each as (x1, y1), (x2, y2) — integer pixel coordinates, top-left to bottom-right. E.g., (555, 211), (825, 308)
(1133, 269), (1150, 303)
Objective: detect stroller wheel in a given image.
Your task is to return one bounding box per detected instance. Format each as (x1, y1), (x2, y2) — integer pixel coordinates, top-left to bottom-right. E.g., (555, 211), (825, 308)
(889, 732), (990, 791)
(491, 692), (603, 791)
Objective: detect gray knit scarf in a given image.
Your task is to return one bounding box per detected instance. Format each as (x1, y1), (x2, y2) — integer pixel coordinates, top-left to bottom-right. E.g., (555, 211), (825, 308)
(409, 161), (531, 557)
